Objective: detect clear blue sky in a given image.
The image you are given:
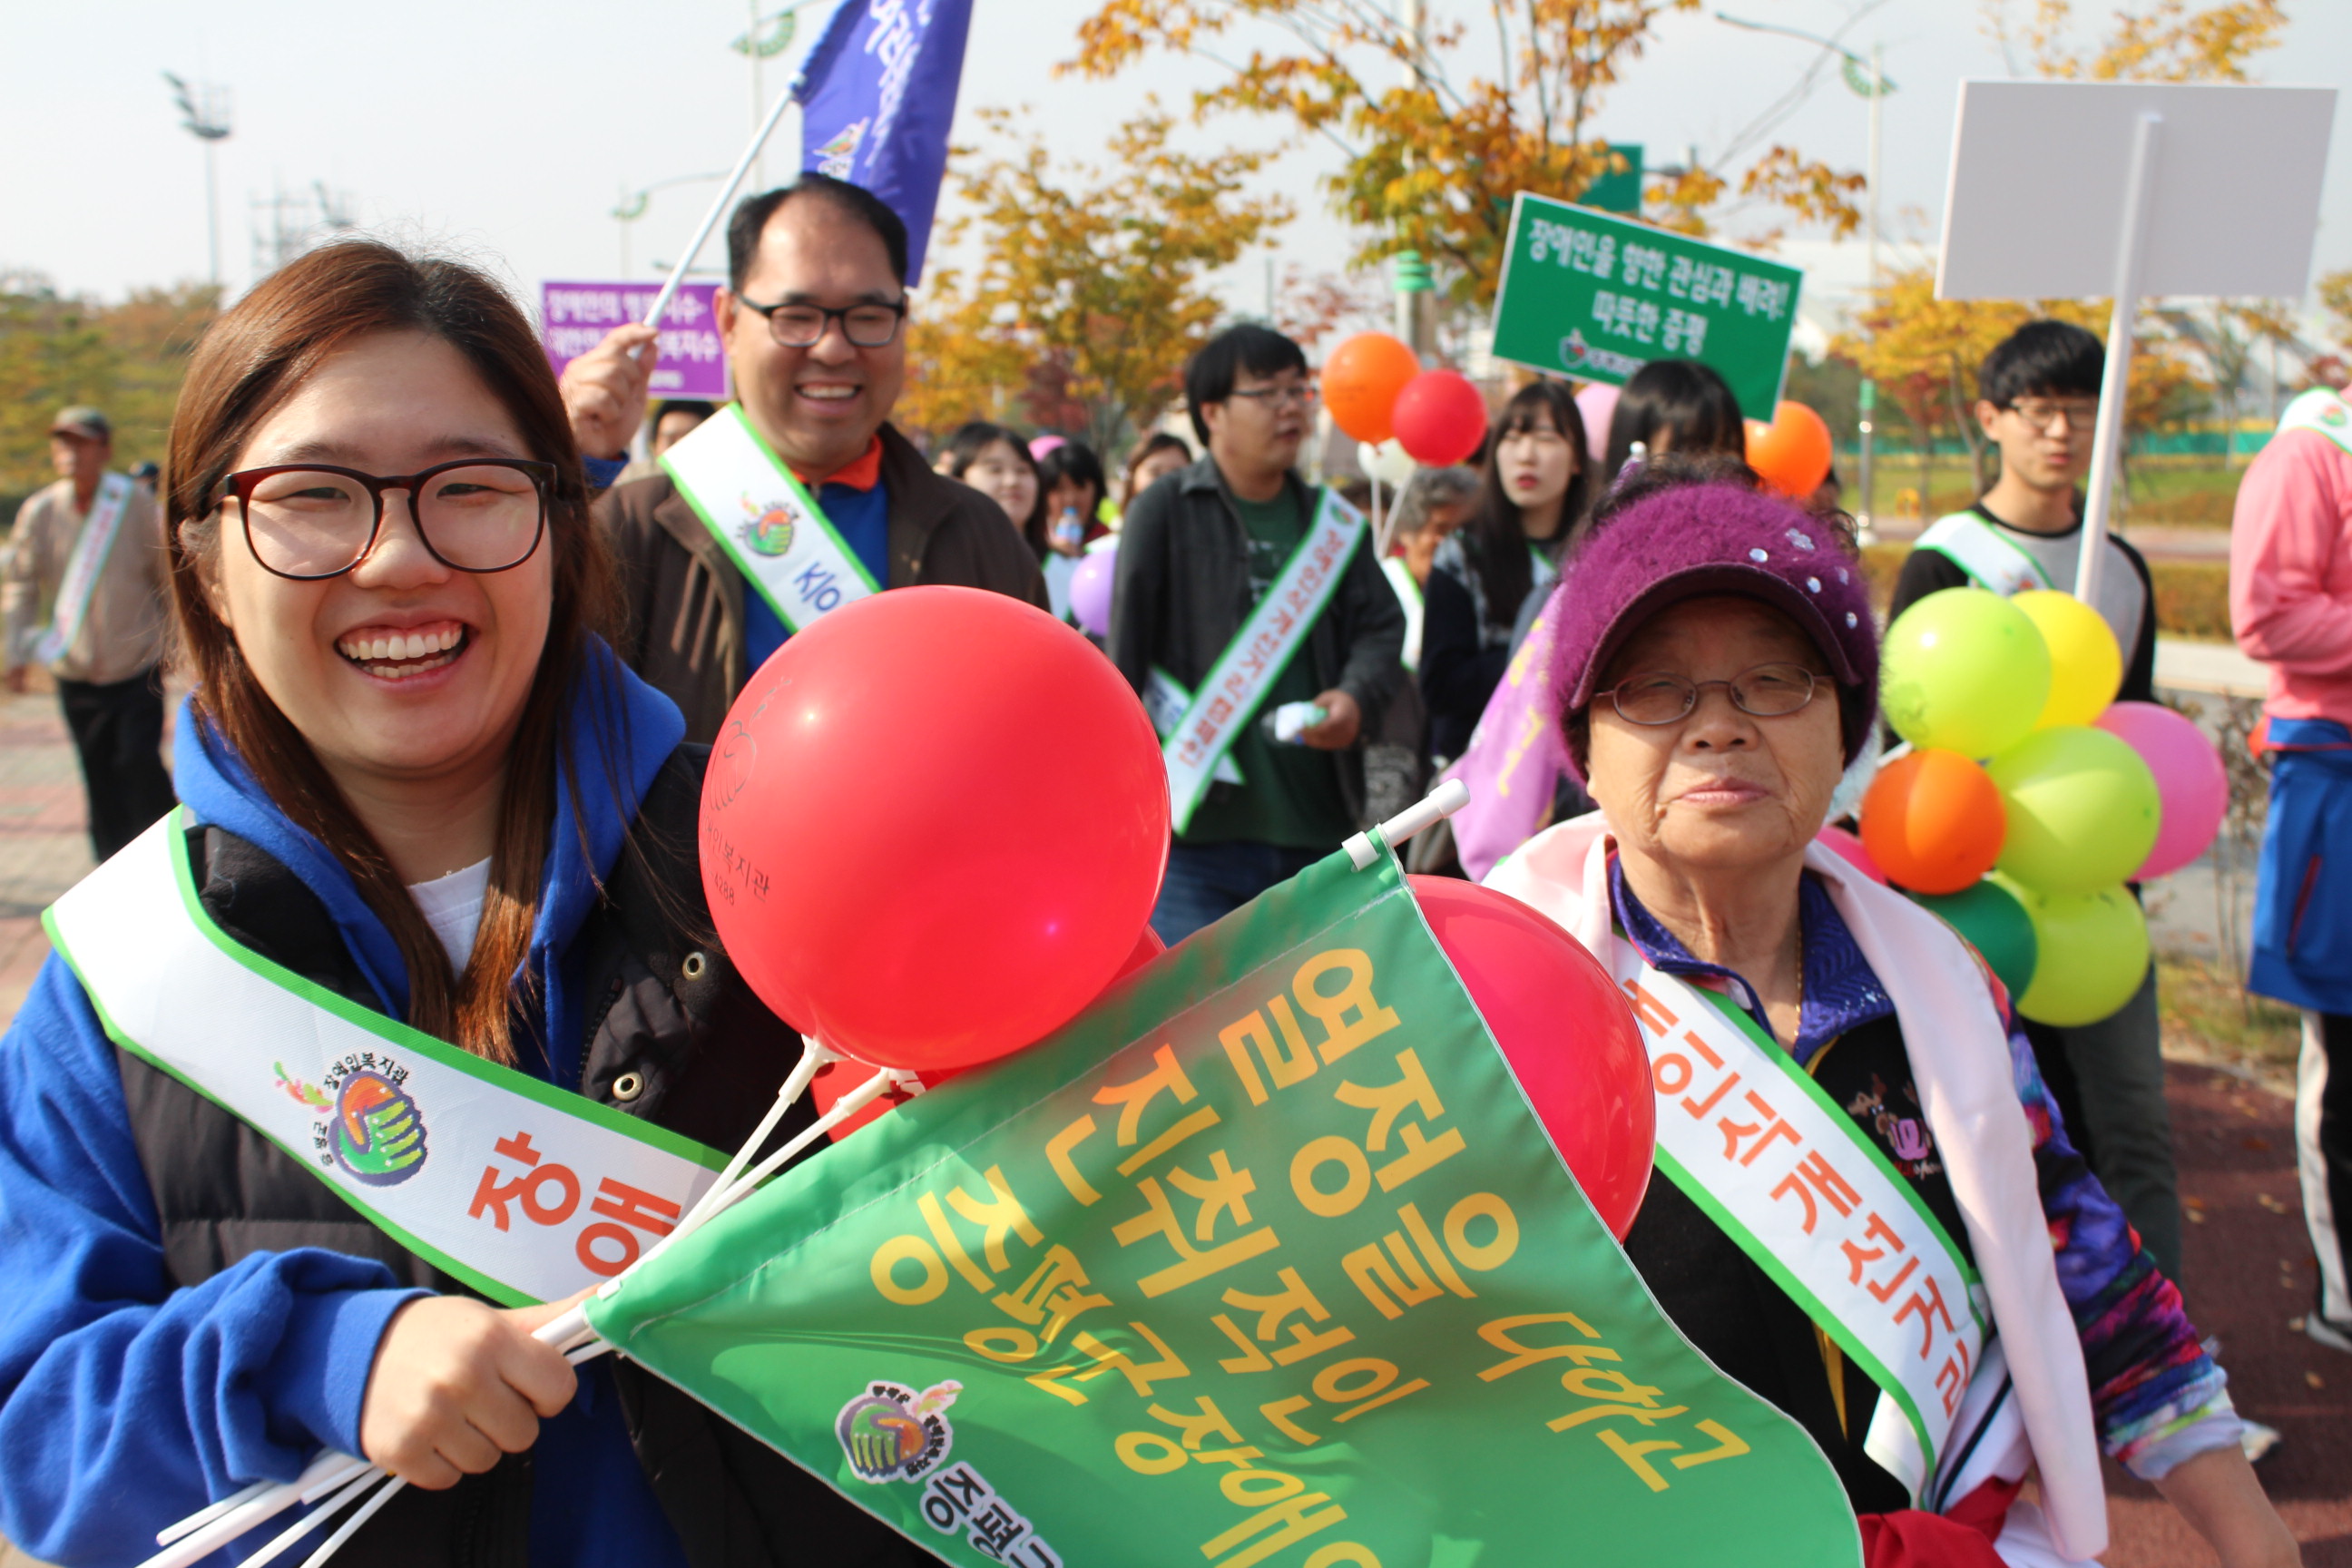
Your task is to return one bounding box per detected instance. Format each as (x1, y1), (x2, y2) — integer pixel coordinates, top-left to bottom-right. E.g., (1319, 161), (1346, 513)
(3, 0), (2346, 338)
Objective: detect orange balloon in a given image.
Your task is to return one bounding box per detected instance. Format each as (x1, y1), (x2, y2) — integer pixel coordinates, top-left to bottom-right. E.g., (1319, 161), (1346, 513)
(1746, 399), (1834, 499)
(1322, 332), (1422, 444)
(1858, 749), (2008, 895)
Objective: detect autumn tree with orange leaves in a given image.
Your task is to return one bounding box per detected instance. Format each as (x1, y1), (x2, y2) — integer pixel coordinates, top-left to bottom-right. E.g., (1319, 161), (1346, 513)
(1062, 0), (1866, 310)
(902, 103), (1290, 451)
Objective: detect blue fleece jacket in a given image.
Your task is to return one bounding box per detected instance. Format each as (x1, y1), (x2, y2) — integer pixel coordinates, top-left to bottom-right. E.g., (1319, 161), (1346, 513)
(0, 644), (693, 1566)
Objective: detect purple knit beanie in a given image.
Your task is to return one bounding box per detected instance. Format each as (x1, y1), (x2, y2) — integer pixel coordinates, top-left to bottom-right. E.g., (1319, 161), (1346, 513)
(1549, 482), (1878, 779)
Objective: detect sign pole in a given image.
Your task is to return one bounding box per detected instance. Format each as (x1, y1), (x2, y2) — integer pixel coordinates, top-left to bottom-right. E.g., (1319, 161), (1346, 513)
(2074, 110), (2162, 607)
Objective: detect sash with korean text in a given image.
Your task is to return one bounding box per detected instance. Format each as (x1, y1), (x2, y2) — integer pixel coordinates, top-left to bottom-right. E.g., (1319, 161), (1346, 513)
(1161, 491), (1366, 833)
(1609, 943), (1987, 1504)
(42, 811), (728, 1307)
(662, 404), (880, 635)
(34, 472), (132, 663)
(1913, 512), (2050, 599)
(583, 838), (1861, 1568)
(1143, 668), (1244, 789)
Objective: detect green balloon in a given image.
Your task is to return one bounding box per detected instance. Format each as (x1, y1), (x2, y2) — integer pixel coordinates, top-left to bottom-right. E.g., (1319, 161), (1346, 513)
(2004, 877), (2149, 1027)
(1986, 725), (2161, 895)
(1880, 587), (2052, 758)
(1910, 878), (2038, 998)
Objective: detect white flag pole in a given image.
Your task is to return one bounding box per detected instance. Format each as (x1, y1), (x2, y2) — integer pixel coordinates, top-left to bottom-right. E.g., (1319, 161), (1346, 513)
(637, 84), (800, 336)
(2073, 110), (2162, 608)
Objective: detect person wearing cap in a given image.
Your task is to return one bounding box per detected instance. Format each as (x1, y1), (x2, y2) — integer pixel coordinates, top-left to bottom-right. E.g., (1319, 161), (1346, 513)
(1486, 457), (2295, 1566)
(3, 407), (177, 860)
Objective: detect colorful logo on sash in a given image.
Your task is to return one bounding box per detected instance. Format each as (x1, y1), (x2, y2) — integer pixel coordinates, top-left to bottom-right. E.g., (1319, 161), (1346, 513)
(739, 493), (800, 557)
(280, 1055), (429, 1187)
(838, 1379), (961, 1482)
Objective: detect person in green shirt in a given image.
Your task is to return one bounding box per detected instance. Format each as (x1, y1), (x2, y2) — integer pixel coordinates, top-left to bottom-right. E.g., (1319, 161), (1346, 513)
(1109, 326), (1406, 941)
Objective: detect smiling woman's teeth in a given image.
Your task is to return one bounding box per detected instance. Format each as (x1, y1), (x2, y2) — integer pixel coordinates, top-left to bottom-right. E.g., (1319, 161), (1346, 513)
(336, 625), (466, 679)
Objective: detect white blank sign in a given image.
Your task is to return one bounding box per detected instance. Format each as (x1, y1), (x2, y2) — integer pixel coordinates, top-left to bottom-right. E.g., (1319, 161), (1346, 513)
(1936, 80), (2335, 301)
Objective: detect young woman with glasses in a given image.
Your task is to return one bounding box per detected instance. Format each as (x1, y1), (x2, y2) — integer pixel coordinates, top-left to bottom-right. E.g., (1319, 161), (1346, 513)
(0, 241), (936, 1566)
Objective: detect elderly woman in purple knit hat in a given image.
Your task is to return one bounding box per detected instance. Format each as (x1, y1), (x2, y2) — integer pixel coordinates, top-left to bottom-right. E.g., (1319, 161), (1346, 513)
(1487, 459), (2296, 1568)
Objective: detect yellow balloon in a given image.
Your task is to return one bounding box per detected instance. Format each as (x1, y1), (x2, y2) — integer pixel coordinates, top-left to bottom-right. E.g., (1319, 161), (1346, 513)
(2013, 590), (2122, 729)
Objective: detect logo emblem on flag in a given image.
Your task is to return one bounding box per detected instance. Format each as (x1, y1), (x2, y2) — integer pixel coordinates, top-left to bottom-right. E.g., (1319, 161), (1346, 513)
(837, 1379), (961, 1483)
(812, 118), (869, 180)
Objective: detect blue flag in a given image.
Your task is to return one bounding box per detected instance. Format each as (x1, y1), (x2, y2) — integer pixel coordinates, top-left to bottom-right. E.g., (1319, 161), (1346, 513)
(792, 0), (975, 286)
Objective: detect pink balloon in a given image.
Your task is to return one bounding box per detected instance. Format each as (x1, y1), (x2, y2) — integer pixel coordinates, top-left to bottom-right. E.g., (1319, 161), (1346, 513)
(1069, 544), (1116, 638)
(1815, 824), (1889, 886)
(2095, 701), (2229, 879)
(1575, 383), (1619, 464)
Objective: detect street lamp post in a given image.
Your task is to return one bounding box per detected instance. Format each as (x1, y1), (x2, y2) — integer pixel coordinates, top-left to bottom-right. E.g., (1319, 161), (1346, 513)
(613, 172), (731, 277)
(1713, 15), (1895, 529)
(164, 74), (232, 289)
(731, 6), (804, 194)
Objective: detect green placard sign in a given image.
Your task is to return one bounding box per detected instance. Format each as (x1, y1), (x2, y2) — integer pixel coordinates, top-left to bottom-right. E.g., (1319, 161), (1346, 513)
(1583, 144), (1643, 214)
(588, 840), (1860, 1568)
(1489, 192), (1803, 418)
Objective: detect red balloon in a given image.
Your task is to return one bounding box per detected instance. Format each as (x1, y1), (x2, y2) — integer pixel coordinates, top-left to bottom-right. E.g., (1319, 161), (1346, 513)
(1407, 877), (1654, 1239)
(1391, 370), (1489, 466)
(701, 586), (1170, 1073)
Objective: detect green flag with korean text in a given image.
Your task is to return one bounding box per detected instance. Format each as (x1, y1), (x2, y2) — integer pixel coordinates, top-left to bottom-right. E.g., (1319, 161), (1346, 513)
(584, 841), (1860, 1567)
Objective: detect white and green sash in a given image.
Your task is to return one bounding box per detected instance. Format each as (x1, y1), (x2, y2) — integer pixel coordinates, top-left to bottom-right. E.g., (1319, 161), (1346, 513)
(2276, 386), (2352, 457)
(1143, 668), (1244, 788)
(1913, 511), (2051, 599)
(42, 812), (729, 1307)
(661, 405), (880, 636)
(1161, 490), (1366, 832)
(34, 472), (132, 664)
(1609, 941), (1988, 1503)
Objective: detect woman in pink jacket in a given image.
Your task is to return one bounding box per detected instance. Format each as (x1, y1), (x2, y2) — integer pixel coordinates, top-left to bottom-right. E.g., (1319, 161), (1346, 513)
(2230, 385), (2352, 1357)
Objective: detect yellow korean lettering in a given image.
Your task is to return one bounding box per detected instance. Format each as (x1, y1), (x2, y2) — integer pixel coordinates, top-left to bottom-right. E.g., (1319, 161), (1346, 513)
(1475, 1311), (1606, 1381)
(946, 1165), (1044, 1271)
(1289, 1136), (1371, 1218)
(1292, 950), (1400, 1063)
(870, 1234), (949, 1306)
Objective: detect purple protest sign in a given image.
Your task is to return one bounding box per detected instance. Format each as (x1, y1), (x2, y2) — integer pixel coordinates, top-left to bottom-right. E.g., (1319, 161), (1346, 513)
(540, 281), (730, 401)
(1444, 584), (1571, 881)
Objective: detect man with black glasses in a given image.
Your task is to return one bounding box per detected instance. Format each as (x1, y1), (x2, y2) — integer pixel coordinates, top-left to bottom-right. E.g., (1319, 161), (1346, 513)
(569, 174), (1044, 740)
(1888, 319), (2182, 1293)
(1110, 325), (1405, 942)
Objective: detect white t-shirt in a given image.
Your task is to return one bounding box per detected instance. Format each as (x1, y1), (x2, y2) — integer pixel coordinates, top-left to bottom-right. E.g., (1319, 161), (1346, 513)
(407, 858), (493, 974)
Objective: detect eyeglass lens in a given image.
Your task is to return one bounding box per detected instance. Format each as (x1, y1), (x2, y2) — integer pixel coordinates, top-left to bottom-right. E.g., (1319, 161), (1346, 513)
(769, 305), (904, 348)
(1611, 664), (1818, 725)
(2009, 398), (2098, 429)
(241, 466), (544, 578)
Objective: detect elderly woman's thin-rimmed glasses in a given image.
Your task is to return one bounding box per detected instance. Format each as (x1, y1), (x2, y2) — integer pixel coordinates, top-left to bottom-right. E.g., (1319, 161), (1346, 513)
(1602, 663), (1821, 726)
(220, 459), (554, 581)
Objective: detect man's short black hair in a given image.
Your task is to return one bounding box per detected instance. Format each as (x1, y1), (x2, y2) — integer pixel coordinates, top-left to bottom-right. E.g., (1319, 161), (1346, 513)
(653, 398), (715, 425)
(1184, 324), (1308, 446)
(727, 174), (909, 294)
(1979, 319), (2103, 407)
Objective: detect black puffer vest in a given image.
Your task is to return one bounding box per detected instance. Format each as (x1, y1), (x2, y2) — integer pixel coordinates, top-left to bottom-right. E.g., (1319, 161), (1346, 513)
(117, 747), (937, 1568)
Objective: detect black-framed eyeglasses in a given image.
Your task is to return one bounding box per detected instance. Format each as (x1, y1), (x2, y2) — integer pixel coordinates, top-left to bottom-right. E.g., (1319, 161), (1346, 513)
(219, 459), (554, 581)
(1999, 397), (2099, 432)
(1602, 663), (1822, 726)
(1226, 382), (1318, 409)
(735, 295), (908, 348)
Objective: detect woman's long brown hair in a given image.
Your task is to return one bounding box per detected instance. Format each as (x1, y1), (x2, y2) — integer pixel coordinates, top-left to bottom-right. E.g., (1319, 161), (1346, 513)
(165, 240), (619, 1064)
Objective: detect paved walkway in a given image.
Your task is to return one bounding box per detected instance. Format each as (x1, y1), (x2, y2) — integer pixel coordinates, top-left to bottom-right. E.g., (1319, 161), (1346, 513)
(0, 686), (93, 1025)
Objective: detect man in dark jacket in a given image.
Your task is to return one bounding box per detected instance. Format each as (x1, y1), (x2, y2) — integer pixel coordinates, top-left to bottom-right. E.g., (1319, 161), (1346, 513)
(1111, 325), (1406, 942)
(565, 176), (1045, 741)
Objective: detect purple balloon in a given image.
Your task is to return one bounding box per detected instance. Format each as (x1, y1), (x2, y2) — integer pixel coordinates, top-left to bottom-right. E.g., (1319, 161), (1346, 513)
(1070, 544), (1116, 638)
(2094, 701), (2229, 879)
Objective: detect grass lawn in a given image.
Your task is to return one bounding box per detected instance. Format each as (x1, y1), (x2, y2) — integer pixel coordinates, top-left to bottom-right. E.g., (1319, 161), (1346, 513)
(1856, 455), (2249, 529)
(1858, 542), (2234, 642)
(2157, 953), (2303, 1081)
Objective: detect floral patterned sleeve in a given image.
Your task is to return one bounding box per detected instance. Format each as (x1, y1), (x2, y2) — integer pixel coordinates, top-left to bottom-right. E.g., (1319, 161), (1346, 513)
(2003, 1005), (2241, 1479)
